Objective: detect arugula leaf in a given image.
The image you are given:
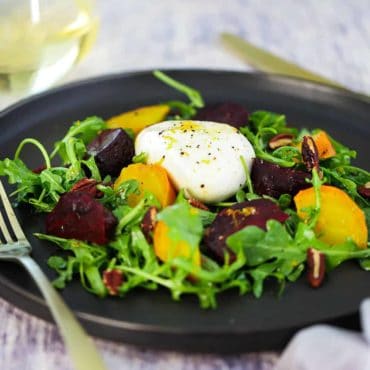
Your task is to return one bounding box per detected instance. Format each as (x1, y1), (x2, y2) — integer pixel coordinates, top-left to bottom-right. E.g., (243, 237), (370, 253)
(278, 193), (292, 209)
(364, 208), (370, 239)
(228, 221), (306, 265)
(249, 110), (288, 133)
(323, 167), (369, 207)
(240, 126), (296, 167)
(324, 135), (356, 167)
(153, 70), (204, 119)
(0, 130), (103, 210)
(48, 255), (77, 289)
(359, 259), (370, 271)
(248, 262), (285, 298)
(272, 146), (301, 163)
(153, 70), (204, 109)
(132, 152), (148, 164)
(0, 158), (40, 200)
(0, 158), (70, 211)
(36, 233), (108, 296)
(316, 242), (370, 270)
(81, 156), (101, 181)
(226, 221), (306, 296)
(97, 179), (140, 209)
(114, 190), (160, 235)
(157, 201), (203, 248)
(14, 138), (51, 169)
(174, 190), (216, 226)
(165, 101), (196, 120)
(48, 255), (67, 270)
(51, 116), (106, 160)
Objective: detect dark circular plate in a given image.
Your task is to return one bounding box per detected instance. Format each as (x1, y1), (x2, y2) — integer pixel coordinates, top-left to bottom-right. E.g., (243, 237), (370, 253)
(0, 70), (369, 353)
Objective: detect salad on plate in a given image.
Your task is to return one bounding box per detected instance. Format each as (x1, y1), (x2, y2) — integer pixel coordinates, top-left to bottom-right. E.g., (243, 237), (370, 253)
(0, 71), (369, 309)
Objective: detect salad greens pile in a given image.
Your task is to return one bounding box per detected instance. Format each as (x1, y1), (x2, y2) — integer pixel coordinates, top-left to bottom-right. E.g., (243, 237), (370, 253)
(0, 71), (369, 308)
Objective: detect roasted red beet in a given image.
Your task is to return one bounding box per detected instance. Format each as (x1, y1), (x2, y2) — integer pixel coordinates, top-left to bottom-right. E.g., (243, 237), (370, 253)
(194, 102), (248, 128)
(87, 128), (134, 178)
(203, 199), (289, 264)
(251, 158), (311, 198)
(46, 192), (117, 245)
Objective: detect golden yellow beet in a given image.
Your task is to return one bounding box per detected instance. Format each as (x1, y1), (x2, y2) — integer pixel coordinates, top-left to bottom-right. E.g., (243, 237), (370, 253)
(294, 185), (368, 248)
(153, 221), (201, 265)
(114, 163), (176, 208)
(107, 104), (170, 135)
(311, 130), (336, 159)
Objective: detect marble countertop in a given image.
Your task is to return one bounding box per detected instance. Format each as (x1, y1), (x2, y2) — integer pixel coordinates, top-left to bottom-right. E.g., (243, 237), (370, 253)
(1, 0), (370, 369)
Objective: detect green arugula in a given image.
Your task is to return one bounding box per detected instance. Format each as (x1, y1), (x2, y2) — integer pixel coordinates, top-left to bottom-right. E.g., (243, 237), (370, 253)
(153, 70), (204, 119)
(50, 116), (106, 160)
(37, 234), (108, 296)
(227, 220), (370, 298)
(0, 116), (105, 210)
(157, 201), (203, 248)
(245, 111), (299, 167)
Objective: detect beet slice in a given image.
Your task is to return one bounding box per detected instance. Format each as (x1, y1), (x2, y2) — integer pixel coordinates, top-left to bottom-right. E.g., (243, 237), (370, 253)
(46, 192), (117, 245)
(251, 158), (311, 198)
(87, 128), (134, 178)
(194, 102), (248, 128)
(203, 199), (288, 264)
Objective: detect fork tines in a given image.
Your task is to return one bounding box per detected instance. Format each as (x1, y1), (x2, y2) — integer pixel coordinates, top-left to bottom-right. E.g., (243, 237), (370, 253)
(0, 180), (27, 245)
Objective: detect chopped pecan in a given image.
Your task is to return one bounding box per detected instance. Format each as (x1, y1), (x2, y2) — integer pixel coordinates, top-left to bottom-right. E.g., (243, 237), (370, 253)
(141, 206), (158, 243)
(358, 182), (370, 199)
(103, 269), (123, 295)
(268, 133), (295, 149)
(307, 248), (325, 288)
(188, 198), (209, 211)
(302, 136), (320, 173)
(70, 178), (102, 198)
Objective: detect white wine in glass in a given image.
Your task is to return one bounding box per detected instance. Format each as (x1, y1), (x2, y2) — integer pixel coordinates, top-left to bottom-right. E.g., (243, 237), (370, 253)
(0, 0), (98, 95)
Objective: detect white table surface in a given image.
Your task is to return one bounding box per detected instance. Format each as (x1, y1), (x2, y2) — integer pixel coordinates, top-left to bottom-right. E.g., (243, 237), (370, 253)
(1, 0), (370, 369)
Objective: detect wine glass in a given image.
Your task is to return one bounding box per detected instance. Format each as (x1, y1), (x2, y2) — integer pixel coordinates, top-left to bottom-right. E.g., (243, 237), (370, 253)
(0, 0), (97, 96)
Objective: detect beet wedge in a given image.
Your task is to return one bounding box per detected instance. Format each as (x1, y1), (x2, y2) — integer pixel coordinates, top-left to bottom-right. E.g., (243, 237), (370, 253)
(46, 191), (117, 245)
(203, 199), (288, 264)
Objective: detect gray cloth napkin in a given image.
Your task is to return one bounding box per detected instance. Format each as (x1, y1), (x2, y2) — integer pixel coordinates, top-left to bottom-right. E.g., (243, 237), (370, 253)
(275, 299), (370, 370)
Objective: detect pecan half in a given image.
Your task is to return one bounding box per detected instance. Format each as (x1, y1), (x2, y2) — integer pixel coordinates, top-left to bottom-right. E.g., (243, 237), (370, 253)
(268, 133), (295, 149)
(302, 136), (320, 173)
(358, 182), (370, 199)
(103, 269), (123, 295)
(140, 206), (158, 243)
(307, 248), (325, 288)
(188, 197), (209, 211)
(70, 178), (102, 198)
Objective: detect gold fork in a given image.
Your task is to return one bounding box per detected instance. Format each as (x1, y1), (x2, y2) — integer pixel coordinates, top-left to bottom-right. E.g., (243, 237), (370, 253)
(0, 180), (108, 370)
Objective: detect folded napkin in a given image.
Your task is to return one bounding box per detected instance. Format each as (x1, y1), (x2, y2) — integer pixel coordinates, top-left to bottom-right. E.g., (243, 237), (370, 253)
(275, 299), (370, 370)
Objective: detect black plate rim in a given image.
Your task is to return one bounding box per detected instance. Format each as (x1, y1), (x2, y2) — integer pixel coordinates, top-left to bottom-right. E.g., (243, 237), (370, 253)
(2, 69), (370, 119)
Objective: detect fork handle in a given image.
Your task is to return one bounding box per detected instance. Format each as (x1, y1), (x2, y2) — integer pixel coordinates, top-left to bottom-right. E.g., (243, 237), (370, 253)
(18, 255), (108, 370)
